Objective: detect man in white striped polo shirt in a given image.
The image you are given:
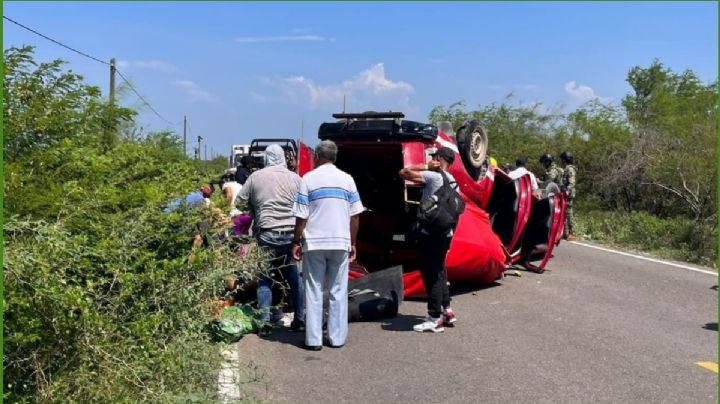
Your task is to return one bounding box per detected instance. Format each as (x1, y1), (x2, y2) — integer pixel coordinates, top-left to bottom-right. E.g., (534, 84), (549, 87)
(292, 140), (364, 351)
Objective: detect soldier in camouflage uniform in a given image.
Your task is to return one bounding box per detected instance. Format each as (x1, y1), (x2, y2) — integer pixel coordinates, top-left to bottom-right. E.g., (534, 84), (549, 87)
(539, 153), (564, 188)
(560, 151), (577, 240)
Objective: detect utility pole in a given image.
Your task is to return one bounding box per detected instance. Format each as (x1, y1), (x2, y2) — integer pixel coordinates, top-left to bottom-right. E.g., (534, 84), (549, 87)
(196, 135), (203, 160)
(103, 58), (118, 149)
(109, 58), (116, 104)
(204, 144), (208, 161)
(343, 95), (346, 113)
(183, 115), (187, 157)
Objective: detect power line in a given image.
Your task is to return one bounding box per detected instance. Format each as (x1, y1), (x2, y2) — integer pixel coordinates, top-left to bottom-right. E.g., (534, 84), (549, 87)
(4, 15), (178, 126)
(3, 15), (109, 66)
(115, 69), (177, 126)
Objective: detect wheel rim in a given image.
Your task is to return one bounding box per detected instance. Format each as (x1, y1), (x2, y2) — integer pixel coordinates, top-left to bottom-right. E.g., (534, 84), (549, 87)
(466, 127), (487, 168)
(470, 132), (484, 161)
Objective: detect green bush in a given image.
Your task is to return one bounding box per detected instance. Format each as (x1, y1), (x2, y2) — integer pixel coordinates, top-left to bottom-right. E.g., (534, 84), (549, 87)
(3, 46), (269, 403)
(575, 207), (716, 267)
(3, 162), (240, 402)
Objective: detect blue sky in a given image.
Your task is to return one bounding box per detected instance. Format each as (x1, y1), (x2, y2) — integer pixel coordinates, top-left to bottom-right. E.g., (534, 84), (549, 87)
(3, 1), (718, 157)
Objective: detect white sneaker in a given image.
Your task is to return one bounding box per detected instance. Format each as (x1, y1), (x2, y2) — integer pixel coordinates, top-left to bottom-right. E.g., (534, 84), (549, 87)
(443, 308), (457, 326)
(413, 317), (445, 333)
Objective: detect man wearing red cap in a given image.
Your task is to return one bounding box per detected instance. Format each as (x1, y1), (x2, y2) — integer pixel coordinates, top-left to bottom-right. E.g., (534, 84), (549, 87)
(399, 146), (460, 333)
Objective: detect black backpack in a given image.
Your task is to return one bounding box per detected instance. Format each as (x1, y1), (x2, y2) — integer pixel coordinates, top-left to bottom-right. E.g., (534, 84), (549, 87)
(417, 171), (466, 235)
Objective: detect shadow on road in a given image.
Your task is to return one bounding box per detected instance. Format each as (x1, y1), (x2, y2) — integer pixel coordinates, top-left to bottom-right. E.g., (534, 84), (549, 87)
(711, 285), (718, 291)
(259, 326), (305, 348)
(702, 322), (717, 332)
(450, 280), (502, 296)
(403, 280), (503, 305)
(380, 313), (426, 332)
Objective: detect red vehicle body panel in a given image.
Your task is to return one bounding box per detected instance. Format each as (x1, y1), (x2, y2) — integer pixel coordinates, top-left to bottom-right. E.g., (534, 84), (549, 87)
(402, 142), (426, 169)
(509, 175), (534, 253)
(297, 143), (314, 177)
(540, 193), (566, 269)
(296, 115), (566, 297)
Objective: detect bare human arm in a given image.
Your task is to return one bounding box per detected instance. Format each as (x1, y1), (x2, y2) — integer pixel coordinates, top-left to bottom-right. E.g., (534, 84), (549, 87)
(291, 217), (308, 261)
(399, 160), (442, 182)
(349, 214), (360, 263)
(224, 186), (234, 208)
(399, 162), (428, 182)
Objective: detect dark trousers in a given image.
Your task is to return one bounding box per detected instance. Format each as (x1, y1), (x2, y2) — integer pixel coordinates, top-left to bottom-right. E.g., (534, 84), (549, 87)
(416, 233), (452, 318)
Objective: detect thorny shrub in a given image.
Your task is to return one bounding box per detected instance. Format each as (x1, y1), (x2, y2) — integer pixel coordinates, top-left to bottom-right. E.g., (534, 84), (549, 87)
(3, 47), (272, 403)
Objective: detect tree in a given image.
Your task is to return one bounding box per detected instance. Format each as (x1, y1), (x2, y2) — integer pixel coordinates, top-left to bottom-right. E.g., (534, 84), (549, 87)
(428, 97), (565, 172)
(622, 61), (717, 223)
(3, 46), (134, 162)
(566, 101), (634, 210)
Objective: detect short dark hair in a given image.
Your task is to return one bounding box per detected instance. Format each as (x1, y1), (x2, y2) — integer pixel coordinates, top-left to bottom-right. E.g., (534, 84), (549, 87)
(515, 156), (527, 167)
(431, 147), (455, 164)
(240, 155), (253, 168)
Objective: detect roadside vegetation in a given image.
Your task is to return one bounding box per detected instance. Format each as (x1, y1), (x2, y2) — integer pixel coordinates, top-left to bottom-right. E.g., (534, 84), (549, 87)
(3, 46), (265, 402)
(430, 60), (717, 267)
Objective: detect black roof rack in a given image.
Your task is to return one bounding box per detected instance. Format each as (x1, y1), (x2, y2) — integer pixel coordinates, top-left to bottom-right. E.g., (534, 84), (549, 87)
(319, 111), (437, 141)
(332, 111), (405, 119)
(249, 138), (297, 153)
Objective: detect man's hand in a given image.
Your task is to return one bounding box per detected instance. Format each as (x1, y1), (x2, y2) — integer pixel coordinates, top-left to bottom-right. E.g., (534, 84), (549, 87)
(399, 164), (426, 182)
(292, 244), (303, 261)
(349, 245), (357, 263)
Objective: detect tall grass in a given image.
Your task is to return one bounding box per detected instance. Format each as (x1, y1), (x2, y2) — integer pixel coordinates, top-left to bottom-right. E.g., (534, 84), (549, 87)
(575, 207), (716, 268)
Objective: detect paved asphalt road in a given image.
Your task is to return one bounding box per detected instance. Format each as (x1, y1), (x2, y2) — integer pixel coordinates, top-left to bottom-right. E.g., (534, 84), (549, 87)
(231, 241), (718, 403)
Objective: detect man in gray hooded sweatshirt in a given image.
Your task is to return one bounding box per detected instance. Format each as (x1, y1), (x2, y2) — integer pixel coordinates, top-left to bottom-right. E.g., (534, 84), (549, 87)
(238, 144), (305, 336)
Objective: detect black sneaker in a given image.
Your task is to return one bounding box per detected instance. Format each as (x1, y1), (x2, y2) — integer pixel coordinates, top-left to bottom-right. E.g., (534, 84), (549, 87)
(324, 338), (344, 349)
(290, 319), (305, 332)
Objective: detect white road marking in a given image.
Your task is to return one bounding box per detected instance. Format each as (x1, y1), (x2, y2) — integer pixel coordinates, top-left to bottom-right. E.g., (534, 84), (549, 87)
(218, 347), (242, 402)
(569, 241), (717, 277)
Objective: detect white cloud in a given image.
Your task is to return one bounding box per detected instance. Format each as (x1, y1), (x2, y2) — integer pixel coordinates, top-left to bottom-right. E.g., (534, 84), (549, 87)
(115, 60), (177, 73)
(564, 81), (611, 107)
(175, 80), (214, 102)
(266, 63), (414, 113)
(235, 34), (326, 43)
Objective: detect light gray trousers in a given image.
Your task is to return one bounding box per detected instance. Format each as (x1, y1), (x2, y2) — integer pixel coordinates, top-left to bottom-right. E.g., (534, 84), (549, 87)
(303, 249), (349, 347)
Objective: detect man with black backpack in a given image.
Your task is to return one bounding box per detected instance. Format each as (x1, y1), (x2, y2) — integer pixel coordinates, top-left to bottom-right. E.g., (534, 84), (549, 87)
(399, 147), (465, 333)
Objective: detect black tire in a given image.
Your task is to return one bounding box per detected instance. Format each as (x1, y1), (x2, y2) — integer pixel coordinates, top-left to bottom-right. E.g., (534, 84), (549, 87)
(456, 120), (488, 180)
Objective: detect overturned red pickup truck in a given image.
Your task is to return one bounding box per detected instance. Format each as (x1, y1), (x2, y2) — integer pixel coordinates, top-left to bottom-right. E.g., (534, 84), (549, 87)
(296, 112), (566, 298)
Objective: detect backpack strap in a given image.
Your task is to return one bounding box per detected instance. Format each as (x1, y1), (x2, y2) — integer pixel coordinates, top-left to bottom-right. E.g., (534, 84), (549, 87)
(439, 170), (458, 191)
(439, 170), (449, 186)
